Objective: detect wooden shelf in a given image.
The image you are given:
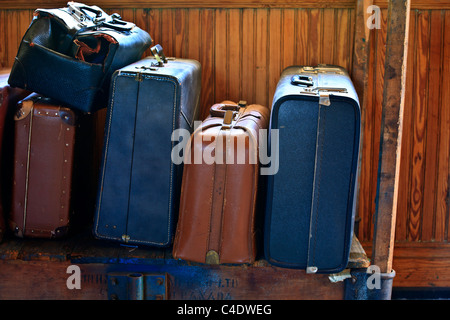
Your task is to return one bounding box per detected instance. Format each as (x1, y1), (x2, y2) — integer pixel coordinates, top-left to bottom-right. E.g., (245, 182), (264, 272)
(0, 228), (369, 299)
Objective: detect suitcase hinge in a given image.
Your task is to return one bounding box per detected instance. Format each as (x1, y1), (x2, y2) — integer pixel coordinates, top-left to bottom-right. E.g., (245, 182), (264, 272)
(107, 272), (167, 300)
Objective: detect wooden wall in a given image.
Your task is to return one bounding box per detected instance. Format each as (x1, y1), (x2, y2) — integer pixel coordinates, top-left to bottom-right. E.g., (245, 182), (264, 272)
(0, 0), (449, 288)
(359, 6), (450, 287)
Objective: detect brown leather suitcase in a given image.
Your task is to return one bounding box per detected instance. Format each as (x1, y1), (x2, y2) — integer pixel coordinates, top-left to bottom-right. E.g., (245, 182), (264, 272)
(0, 84), (30, 241)
(172, 101), (270, 264)
(9, 94), (78, 238)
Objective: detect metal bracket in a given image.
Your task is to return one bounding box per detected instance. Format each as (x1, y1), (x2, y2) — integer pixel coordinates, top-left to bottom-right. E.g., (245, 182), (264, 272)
(107, 272), (167, 300)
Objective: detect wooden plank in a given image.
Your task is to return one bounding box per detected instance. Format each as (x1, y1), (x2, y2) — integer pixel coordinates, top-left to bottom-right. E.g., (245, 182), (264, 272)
(357, 26), (377, 241)
(372, 0), (411, 274)
(160, 9), (174, 57)
(307, 8), (322, 66)
(395, 9), (416, 241)
(228, 9), (241, 102)
(421, 9), (442, 241)
(369, 8), (388, 241)
(147, 8), (161, 46)
(199, 9), (215, 119)
(322, 8), (336, 65)
(173, 9), (187, 58)
(375, 0), (450, 9)
(135, 9), (152, 58)
(6, 10), (20, 68)
(334, 9), (351, 71)
(440, 11), (450, 241)
(268, 9), (282, 108)
(363, 241), (450, 287)
(254, 9), (268, 107)
(295, 9), (309, 66)
(214, 9), (228, 103)
(0, 259), (345, 300)
(351, 0), (373, 238)
(408, 9), (429, 241)
(241, 9), (255, 104)
(187, 9), (201, 62)
(5, 0), (450, 10)
(0, 11), (7, 69)
(0, 0), (358, 10)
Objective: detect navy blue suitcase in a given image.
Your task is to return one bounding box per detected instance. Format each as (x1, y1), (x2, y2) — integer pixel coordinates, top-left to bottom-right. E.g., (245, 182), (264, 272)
(264, 65), (361, 273)
(93, 46), (201, 247)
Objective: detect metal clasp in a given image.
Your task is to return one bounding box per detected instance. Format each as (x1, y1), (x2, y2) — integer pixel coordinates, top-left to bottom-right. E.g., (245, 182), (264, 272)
(108, 272), (167, 300)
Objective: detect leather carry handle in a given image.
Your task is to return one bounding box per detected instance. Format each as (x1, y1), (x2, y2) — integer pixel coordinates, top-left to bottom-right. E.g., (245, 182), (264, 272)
(150, 44), (168, 66)
(209, 100), (247, 118)
(68, 1), (135, 31)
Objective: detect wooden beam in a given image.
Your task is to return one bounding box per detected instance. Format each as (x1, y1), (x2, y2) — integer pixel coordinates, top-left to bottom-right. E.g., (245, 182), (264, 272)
(372, 0), (410, 274)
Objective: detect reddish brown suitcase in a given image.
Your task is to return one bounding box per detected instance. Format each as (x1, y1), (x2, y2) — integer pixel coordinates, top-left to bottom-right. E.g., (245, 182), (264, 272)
(0, 84), (30, 241)
(172, 101), (270, 264)
(9, 94), (78, 238)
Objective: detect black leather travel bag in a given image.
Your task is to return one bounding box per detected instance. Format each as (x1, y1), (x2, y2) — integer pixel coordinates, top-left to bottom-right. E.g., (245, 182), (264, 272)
(8, 2), (153, 113)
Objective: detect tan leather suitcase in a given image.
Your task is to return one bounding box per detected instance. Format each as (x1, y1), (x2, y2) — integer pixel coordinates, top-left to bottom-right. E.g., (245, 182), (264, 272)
(9, 94), (78, 238)
(172, 101), (269, 264)
(0, 85), (30, 241)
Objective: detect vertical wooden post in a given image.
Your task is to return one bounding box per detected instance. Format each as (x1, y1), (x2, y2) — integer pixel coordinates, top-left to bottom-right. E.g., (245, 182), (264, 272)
(372, 0), (410, 274)
(351, 0), (373, 236)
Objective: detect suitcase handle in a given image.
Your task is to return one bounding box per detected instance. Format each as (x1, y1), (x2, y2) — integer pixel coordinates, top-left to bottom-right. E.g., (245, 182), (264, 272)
(209, 100), (247, 118)
(150, 44), (168, 67)
(291, 75), (314, 87)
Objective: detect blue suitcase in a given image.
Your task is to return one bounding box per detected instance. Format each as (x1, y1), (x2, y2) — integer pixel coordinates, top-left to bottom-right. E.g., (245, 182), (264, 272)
(264, 65), (361, 273)
(93, 46), (201, 247)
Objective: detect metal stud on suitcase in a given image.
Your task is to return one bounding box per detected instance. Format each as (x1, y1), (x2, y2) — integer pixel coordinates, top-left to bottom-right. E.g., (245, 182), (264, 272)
(93, 45), (201, 247)
(264, 65), (361, 273)
(10, 94), (79, 238)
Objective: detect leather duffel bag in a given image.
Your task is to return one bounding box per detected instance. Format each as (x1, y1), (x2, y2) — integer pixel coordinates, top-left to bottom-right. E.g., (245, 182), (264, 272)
(8, 1), (153, 113)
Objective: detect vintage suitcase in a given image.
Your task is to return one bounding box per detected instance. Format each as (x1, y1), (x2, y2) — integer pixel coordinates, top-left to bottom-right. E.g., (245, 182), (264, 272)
(8, 2), (153, 113)
(172, 101), (270, 264)
(9, 94), (79, 238)
(93, 46), (201, 247)
(264, 65), (361, 273)
(0, 85), (31, 241)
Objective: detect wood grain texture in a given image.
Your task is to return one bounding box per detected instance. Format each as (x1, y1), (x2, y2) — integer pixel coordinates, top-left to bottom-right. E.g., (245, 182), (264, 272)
(0, 232), (371, 299)
(372, 0), (411, 273)
(2, 0), (450, 9)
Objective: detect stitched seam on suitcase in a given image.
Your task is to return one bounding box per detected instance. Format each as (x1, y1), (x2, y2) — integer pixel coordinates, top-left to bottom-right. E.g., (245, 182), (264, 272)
(95, 74), (178, 245)
(207, 130), (227, 258)
(124, 77), (141, 238)
(22, 104), (34, 234)
(313, 107), (326, 267)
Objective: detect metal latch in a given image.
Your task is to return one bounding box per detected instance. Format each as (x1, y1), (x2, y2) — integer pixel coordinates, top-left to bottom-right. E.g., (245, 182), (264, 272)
(319, 93), (331, 106)
(107, 272), (167, 300)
